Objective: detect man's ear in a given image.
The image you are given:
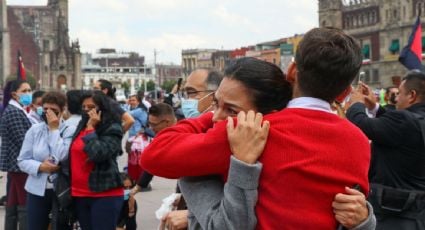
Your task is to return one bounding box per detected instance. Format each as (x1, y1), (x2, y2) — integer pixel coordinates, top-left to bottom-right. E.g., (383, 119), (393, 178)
(335, 86), (352, 104)
(408, 90), (418, 104)
(286, 62), (297, 86)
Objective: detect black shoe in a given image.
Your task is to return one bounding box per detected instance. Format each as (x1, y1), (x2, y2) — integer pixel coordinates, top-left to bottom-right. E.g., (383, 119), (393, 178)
(140, 184), (152, 192)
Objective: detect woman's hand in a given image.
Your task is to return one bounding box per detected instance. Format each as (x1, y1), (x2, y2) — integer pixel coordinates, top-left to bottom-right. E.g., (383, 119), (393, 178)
(38, 159), (60, 173)
(45, 109), (60, 131)
(226, 111), (270, 164)
(86, 109), (101, 129)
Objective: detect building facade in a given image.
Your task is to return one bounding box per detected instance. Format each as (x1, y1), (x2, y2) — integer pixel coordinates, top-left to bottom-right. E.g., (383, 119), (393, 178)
(319, 0), (424, 87)
(82, 50), (154, 95)
(0, 0), (81, 90)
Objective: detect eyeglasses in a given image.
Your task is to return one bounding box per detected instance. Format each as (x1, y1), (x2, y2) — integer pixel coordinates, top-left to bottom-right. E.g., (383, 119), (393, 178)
(148, 120), (167, 127)
(181, 90), (214, 99)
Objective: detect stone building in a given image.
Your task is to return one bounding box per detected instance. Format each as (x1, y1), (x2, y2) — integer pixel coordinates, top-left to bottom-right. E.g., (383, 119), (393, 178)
(319, 0), (425, 88)
(0, 0), (81, 90)
(82, 50), (154, 95)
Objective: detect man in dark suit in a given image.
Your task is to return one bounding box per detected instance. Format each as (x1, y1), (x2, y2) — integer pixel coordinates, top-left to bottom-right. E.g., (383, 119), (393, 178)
(347, 70), (425, 230)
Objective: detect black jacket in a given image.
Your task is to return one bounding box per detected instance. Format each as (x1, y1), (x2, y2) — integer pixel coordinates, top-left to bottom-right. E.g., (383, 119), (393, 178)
(346, 102), (425, 190)
(71, 120), (123, 192)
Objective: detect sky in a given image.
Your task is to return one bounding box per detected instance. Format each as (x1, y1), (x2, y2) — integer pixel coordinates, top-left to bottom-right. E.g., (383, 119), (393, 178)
(7, 0), (318, 65)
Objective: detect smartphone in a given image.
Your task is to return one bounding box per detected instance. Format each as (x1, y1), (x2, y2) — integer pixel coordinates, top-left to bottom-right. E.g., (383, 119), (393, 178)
(358, 71), (365, 84)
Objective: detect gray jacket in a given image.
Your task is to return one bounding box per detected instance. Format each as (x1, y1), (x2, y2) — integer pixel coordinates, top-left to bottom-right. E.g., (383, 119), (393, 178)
(179, 156), (376, 230)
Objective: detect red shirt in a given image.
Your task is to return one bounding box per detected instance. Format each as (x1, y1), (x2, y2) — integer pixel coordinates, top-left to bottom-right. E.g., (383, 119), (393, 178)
(141, 109), (370, 229)
(71, 129), (123, 197)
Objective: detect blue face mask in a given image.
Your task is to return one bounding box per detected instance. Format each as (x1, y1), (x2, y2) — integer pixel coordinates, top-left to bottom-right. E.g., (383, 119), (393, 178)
(123, 189), (131, 200)
(36, 107), (43, 116)
(181, 99), (200, 118)
(19, 93), (32, 106)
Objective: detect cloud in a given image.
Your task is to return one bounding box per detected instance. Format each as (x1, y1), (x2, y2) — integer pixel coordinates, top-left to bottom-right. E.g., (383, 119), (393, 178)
(7, 0), (319, 64)
(211, 5), (261, 34)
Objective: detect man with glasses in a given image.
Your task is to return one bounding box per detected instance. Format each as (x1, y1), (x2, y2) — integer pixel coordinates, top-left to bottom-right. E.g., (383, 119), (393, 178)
(181, 68), (223, 118)
(131, 103), (176, 194)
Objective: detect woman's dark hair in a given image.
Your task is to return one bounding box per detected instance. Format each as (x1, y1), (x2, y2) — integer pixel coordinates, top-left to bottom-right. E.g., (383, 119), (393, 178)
(66, 90), (83, 115)
(41, 91), (67, 111)
(80, 90), (120, 127)
(120, 172), (134, 186)
(32, 91), (45, 103)
(97, 79), (116, 100)
(3, 80), (29, 107)
(224, 57), (292, 114)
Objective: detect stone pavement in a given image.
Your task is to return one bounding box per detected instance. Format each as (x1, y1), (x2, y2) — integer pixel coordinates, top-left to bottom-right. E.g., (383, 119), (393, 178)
(0, 152), (178, 230)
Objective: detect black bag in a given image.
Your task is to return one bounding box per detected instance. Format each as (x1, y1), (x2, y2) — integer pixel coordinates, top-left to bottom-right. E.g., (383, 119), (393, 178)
(53, 169), (75, 229)
(54, 171), (72, 209)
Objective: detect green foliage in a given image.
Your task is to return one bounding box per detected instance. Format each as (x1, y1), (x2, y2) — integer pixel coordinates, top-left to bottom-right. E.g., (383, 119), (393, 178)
(147, 80), (155, 91)
(161, 79), (177, 93)
(6, 71), (36, 89)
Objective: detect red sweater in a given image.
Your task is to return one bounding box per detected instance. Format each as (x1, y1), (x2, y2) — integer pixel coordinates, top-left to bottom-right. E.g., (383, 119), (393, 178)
(141, 108), (370, 229)
(71, 129), (123, 197)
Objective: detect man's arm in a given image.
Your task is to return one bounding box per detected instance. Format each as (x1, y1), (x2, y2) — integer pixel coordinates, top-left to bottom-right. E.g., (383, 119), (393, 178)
(346, 102), (406, 146)
(333, 187), (376, 230)
(140, 112), (231, 179)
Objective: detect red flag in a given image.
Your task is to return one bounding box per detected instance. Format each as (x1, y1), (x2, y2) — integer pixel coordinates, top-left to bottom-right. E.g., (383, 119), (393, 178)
(17, 50), (26, 80)
(399, 16), (423, 70)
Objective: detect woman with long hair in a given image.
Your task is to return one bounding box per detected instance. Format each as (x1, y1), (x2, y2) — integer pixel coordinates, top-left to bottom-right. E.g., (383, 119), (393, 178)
(69, 90), (124, 230)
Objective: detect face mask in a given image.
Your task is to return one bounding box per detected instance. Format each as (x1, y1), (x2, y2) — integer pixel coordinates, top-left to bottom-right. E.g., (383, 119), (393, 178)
(181, 98), (200, 118)
(41, 111), (60, 124)
(36, 107), (43, 116)
(18, 93), (32, 106)
(123, 189), (131, 200)
(81, 111), (90, 121)
(41, 112), (48, 123)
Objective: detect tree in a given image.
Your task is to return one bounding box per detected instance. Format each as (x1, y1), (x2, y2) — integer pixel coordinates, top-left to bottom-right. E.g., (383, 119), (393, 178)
(161, 79), (177, 93)
(121, 81), (130, 97)
(147, 80), (155, 91)
(6, 71), (37, 89)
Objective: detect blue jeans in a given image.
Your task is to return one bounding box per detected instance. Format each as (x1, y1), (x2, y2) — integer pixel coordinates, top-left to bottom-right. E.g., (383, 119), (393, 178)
(74, 196), (123, 230)
(26, 189), (53, 230)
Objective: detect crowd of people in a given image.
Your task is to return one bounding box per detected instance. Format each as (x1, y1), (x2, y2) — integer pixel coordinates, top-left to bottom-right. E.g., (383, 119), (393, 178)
(0, 27), (424, 230)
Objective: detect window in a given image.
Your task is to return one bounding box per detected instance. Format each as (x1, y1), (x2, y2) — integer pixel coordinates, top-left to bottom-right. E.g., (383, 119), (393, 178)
(362, 44), (370, 59)
(389, 39), (400, 54)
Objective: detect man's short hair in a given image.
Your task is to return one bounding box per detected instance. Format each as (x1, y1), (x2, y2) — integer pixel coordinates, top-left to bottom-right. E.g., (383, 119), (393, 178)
(295, 27), (362, 102)
(66, 90), (82, 115)
(149, 103), (175, 118)
(206, 70), (224, 91)
(32, 91), (45, 103)
(403, 70), (425, 103)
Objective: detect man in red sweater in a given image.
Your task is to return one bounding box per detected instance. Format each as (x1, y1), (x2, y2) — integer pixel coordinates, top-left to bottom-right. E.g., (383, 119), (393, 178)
(141, 28), (371, 229)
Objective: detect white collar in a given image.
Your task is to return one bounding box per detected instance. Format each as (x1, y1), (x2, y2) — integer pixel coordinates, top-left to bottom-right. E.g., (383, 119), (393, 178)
(287, 97), (333, 114)
(8, 99), (27, 113)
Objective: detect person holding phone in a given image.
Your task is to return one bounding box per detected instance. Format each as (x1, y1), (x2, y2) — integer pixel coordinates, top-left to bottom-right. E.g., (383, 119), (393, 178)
(17, 91), (77, 230)
(69, 90), (124, 230)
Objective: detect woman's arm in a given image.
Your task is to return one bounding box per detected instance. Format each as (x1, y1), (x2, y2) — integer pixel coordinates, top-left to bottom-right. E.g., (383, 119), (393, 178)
(83, 123), (123, 162)
(179, 156), (262, 230)
(17, 127), (40, 176)
(122, 112), (135, 133)
(141, 112), (231, 179)
(49, 124), (77, 162)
